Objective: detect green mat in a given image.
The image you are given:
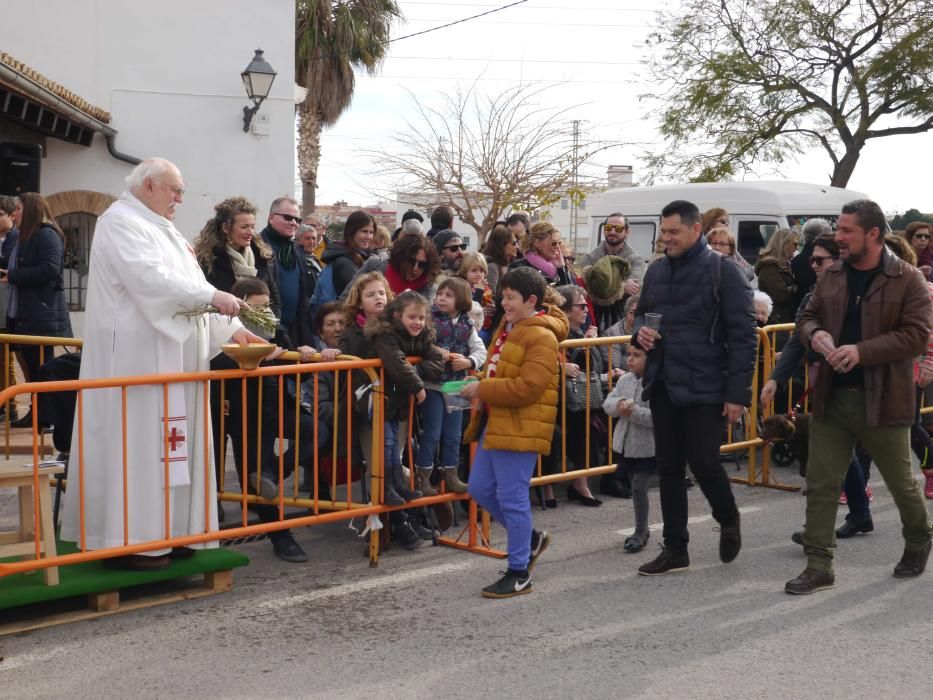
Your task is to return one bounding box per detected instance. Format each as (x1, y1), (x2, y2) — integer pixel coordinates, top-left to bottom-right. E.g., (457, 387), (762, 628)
(0, 540), (249, 610)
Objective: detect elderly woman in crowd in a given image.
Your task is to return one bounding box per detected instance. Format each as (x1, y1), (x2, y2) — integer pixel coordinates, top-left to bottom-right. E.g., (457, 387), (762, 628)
(482, 223), (519, 295)
(509, 221), (575, 286)
(322, 210), (375, 298)
(706, 226), (756, 285)
(2, 192), (72, 427)
(754, 228), (800, 325)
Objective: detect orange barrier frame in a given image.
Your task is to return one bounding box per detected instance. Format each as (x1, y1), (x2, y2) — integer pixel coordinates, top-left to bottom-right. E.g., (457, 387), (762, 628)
(1, 324), (819, 582)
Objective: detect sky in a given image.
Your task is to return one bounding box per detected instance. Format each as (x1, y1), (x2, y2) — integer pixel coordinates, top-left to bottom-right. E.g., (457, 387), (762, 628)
(313, 0), (933, 216)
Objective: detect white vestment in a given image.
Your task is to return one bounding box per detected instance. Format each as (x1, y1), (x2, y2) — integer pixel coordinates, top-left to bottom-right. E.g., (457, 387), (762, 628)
(61, 192), (241, 552)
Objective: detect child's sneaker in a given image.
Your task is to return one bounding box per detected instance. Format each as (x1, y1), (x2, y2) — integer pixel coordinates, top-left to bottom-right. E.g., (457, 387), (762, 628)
(528, 529), (550, 572)
(481, 569), (531, 598)
(838, 490), (848, 505)
(865, 481), (873, 502)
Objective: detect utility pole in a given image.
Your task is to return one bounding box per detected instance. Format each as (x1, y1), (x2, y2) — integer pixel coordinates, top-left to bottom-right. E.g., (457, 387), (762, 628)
(569, 119), (581, 252)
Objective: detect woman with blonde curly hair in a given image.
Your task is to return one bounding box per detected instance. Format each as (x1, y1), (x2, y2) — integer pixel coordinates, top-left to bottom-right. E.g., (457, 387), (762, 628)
(509, 221), (575, 286)
(194, 196), (281, 318)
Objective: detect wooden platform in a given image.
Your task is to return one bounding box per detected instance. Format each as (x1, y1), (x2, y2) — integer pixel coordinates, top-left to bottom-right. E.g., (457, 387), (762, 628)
(0, 568), (234, 635)
(0, 542), (250, 635)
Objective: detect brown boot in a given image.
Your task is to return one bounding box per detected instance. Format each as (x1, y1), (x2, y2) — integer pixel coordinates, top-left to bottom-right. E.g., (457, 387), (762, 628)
(442, 467), (468, 494)
(416, 467), (438, 496)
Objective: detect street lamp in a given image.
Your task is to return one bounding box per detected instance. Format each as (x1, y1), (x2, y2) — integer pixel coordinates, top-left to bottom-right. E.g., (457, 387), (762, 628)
(241, 49), (277, 132)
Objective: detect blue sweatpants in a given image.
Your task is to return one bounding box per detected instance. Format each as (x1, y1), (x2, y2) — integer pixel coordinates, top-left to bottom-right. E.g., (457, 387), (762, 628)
(467, 439), (538, 571)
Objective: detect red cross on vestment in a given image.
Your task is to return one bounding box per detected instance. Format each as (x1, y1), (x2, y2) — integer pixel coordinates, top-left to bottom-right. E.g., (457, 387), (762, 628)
(168, 426), (186, 451)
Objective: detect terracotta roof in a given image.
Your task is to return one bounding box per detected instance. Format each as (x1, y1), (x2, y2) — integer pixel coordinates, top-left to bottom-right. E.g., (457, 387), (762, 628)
(0, 52), (111, 124)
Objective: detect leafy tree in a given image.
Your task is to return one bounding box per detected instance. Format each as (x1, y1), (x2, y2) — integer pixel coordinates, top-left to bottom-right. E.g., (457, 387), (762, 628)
(889, 208), (933, 230)
(295, 1), (402, 213)
(367, 84), (612, 247)
(644, 0), (933, 187)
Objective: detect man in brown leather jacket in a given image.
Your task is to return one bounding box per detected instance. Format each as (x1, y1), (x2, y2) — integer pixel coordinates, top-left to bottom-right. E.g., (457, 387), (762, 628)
(786, 199), (933, 595)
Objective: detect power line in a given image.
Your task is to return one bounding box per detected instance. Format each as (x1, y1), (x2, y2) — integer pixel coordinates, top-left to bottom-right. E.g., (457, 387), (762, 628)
(388, 55), (646, 65)
(388, 0), (530, 44)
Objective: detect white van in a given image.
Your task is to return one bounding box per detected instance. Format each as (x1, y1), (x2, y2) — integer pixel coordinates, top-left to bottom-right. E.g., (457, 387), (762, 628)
(585, 181), (870, 265)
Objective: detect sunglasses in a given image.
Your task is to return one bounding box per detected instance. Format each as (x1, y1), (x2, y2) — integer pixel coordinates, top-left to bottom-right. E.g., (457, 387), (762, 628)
(570, 302), (587, 309)
(443, 243), (467, 252)
(810, 255), (834, 267)
(273, 212), (301, 224)
(410, 258), (427, 270)
(605, 224), (628, 233)
(914, 233), (932, 240)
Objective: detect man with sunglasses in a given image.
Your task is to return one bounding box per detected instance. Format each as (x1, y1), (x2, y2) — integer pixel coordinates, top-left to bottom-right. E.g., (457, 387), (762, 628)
(580, 213), (645, 331)
(260, 196), (314, 348)
(433, 228), (467, 274)
(791, 218), (833, 309)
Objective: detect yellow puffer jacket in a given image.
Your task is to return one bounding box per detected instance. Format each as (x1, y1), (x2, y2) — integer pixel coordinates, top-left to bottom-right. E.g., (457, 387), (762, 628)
(464, 304), (568, 454)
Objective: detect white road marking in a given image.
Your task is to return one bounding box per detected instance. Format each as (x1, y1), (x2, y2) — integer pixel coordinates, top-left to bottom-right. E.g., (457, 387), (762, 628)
(615, 505), (762, 537)
(259, 559), (475, 610)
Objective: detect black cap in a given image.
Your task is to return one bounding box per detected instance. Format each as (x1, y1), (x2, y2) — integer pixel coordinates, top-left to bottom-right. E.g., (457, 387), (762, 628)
(402, 209), (424, 223)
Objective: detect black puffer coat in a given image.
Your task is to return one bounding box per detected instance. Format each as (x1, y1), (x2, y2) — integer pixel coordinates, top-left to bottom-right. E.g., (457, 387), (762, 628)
(633, 237), (756, 407)
(7, 224), (72, 337)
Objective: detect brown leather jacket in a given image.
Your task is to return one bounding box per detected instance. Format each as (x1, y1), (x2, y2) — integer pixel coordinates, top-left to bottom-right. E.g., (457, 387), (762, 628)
(798, 251), (931, 427)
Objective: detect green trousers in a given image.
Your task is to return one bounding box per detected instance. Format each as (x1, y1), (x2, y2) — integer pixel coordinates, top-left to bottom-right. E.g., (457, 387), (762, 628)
(804, 386), (932, 575)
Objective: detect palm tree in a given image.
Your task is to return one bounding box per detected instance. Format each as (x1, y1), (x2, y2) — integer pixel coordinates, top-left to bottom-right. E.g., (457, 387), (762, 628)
(295, 0), (402, 213)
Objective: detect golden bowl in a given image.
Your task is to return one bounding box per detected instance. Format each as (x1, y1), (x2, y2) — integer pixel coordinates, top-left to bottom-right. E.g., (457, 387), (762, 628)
(222, 343), (275, 370)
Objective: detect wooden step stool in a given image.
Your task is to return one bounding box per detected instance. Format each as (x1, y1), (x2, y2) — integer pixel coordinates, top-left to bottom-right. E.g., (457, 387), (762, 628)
(0, 461), (64, 585)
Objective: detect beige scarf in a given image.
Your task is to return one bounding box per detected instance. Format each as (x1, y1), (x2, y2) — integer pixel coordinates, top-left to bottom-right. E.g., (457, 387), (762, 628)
(226, 243), (256, 278)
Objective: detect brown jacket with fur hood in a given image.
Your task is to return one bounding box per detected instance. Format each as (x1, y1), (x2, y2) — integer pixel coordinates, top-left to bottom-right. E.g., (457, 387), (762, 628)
(365, 315), (445, 421)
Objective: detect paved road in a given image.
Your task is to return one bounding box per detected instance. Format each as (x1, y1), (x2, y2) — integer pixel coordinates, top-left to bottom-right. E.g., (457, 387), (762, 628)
(2, 465), (931, 699)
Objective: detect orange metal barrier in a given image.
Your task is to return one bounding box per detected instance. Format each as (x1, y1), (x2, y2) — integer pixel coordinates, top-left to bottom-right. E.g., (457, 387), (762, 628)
(1, 325), (820, 582)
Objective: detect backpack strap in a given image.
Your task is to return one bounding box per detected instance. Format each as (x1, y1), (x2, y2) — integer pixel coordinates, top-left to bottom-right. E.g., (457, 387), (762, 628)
(708, 252), (722, 343)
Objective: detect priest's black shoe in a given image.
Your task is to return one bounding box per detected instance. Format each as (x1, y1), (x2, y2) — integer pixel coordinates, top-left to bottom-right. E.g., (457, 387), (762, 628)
(271, 532), (308, 563)
(835, 517), (873, 539)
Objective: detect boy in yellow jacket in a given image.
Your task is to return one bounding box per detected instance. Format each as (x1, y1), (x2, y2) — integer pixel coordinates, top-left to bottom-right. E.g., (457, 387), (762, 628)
(461, 267), (569, 598)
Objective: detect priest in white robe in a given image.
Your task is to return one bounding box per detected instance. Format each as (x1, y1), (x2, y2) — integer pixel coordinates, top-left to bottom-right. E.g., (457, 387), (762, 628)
(61, 158), (270, 570)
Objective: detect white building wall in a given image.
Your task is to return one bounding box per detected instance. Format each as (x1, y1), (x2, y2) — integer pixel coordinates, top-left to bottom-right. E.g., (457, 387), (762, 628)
(4, 0), (296, 238)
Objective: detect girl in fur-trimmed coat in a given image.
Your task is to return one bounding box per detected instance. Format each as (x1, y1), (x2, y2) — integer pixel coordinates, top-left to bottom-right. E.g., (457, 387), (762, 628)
(365, 290), (444, 505)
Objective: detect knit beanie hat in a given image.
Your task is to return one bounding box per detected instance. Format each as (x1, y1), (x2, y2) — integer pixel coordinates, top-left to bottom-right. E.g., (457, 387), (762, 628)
(584, 255), (631, 300)
(432, 228), (461, 251)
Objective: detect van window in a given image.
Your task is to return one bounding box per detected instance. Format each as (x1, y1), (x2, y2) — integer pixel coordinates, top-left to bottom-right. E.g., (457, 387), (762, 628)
(787, 214), (840, 231)
(627, 221), (657, 260)
(737, 220), (781, 265)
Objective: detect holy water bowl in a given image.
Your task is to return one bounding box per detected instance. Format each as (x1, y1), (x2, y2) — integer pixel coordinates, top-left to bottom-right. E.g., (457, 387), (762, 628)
(222, 343), (275, 370)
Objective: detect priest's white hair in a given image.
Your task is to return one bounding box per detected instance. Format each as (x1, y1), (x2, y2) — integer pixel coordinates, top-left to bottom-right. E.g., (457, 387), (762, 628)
(125, 157), (178, 190)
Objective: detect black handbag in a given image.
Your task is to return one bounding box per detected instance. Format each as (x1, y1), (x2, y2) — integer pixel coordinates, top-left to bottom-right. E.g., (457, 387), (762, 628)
(566, 372), (604, 412)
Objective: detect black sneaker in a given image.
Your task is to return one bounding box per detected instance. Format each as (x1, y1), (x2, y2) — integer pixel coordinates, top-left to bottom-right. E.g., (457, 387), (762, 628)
(271, 533), (309, 563)
(481, 569), (532, 599)
(393, 521), (424, 551)
(411, 521), (436, 541)
(528, 529), (550, 572)
(718, 513), (741, 563)
(637, 547), (690, 576)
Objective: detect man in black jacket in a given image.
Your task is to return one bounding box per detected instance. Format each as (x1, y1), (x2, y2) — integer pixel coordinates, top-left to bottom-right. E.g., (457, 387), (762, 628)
(634, 199), (756, 576)
(260, 196), (314, 348)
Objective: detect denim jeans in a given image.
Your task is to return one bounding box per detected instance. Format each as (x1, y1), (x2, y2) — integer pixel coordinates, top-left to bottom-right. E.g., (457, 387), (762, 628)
(467, 437), (538, 571)
(415, 389), (464, 468)
(842, 457), (870, 521)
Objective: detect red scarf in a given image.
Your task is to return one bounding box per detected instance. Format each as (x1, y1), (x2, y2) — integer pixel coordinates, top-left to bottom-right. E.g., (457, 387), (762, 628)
(384, 263), (430, 295)
(487, 310), (546, 378)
